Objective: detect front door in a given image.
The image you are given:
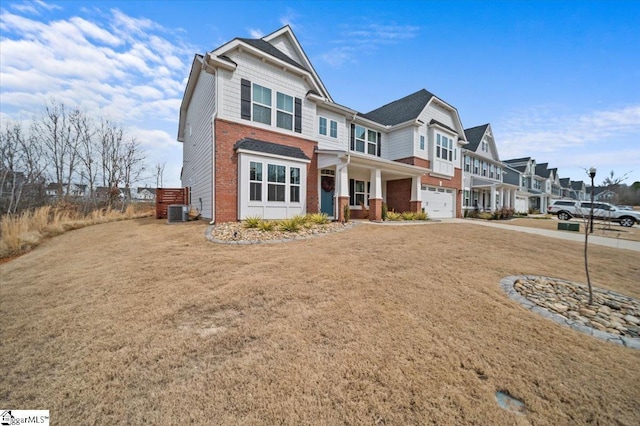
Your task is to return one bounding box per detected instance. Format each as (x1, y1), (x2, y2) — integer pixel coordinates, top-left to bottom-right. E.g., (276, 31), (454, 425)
(320, 175), (335, 216)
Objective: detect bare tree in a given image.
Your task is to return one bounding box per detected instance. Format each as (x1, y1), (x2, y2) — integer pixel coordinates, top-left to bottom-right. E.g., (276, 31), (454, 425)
(33, 102), (83, 200)
(120, 138), (146, 210)
(0, 122), (46, 214)
(74, 111), (98, 206)
(155, 161), (166, 188)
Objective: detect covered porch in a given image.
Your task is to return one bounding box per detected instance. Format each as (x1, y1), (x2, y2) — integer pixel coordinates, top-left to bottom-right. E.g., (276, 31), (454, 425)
(468, 177), (520, 213)
(316, 150), (429, 221)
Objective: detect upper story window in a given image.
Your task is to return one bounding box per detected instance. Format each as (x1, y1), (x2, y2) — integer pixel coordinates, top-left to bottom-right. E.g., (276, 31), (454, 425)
(420, 135), (425, 150)
(482, 161), (488, 177)
(473, 158), (479, 174)
(481, 140), (488, 152)
(436, 134), (453, 161)
(330, 120), (338, 138)
(533, 179), (541, 190)
(464, 156), (470, 172)
(490, 164), (495, 179)
(352, 125), (379, 156)
(319, 117), (327, 135)
(252, 84), (272, 125)
(240, 79), (302, 133)
(319, 117), (338, 138)
(276, 92), (293, 130)
(497, 167), (501, 180)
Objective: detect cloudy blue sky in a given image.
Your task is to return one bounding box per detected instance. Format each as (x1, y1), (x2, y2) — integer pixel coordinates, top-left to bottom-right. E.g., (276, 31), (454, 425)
(1, 0), (639, 187)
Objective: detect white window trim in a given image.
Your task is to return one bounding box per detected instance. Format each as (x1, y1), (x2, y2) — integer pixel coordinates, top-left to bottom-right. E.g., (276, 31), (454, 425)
(276, 92), (294, 131)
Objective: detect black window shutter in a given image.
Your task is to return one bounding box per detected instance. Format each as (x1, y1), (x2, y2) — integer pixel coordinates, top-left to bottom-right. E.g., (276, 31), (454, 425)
(294, 98), (302, 133)
(377, 132), (382, 157)
(349, 179), (355, 205)
(240, 79), (251, 120)
(350, 124), (355, 151)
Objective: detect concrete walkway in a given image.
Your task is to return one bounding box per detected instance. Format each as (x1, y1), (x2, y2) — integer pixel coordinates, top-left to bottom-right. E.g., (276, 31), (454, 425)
(445, 219), (640, 252)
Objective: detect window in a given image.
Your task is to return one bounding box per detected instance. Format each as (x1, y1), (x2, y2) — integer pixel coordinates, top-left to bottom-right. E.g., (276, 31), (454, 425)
(353, 125), (378, 155)
(482, 161), (488, 177)
(420, 135), (425, 150)
(473, 159), (479, 175)
(249, 162), (262, 201)
(290, 167), (300, 203)
(267, 164), (286, 202)
(252, 84), (272, 125)
(436, 134), (453, 161)
(464, 190), (470, 207)
(319, 117), (327, 135)
(464, 156), (470, 172)
(481, 140), (488, 152)
(497, 167), (501, 180)
(367, 130), (377, 155)
(354, 125), (366, 152)
(350, 179), (368, 207)
(276, 92), (293, 130)
(330, 120), (338, 138)
(490, 164), (495, 179)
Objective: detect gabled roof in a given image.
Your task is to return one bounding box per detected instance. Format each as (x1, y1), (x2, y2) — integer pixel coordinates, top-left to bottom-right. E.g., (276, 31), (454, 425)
(535, 163), (550, 178)
(504, 157), (531, 165)
(237, 38), (308, 72)
(234, 138), (310, 160)
(359, 89), (434, 126)
(464, 124), (490, 152)
(559, 178), (571, 187)
(571, 181), (586, 190)
(509, 164), (527, 173)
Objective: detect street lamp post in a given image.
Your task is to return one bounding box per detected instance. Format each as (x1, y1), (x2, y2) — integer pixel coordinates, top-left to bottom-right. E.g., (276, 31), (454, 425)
(589, 167), (596, 233)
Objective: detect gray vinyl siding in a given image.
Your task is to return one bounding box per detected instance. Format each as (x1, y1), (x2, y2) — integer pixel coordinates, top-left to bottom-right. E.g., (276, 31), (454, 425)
(182, 67), (216, 219)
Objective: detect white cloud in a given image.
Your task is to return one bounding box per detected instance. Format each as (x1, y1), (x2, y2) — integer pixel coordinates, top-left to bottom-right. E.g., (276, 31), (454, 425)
(0, 7), (196, 187)
(249, 28), (263, 38)
(497, 105), (640, 156)
(319, 22), (421, 68)
(495, 105), (640, 181)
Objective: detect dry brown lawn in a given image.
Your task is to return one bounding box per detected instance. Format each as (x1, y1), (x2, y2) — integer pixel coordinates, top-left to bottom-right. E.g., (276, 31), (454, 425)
(1, 218), (639, 425)
(503, 217), (640, 242)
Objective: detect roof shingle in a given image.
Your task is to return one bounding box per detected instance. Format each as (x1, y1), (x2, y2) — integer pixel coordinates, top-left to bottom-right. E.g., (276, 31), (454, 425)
(234, 138), (310, 160)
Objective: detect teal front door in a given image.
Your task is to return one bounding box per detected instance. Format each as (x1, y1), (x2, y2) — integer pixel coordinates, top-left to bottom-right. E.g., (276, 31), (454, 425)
(320, 175), (335, 216)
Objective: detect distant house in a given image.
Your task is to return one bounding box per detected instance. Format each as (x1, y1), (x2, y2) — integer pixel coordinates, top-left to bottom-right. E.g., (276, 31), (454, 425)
(586, 186), (617, 202)
(570, 181), (587, 201)
(135, 187), (156, 201)
(45, 182), (88, 198)
(462, 123), (520, 213)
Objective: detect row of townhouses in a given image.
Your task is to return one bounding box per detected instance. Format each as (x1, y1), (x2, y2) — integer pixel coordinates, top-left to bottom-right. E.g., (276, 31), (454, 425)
(178, 26), (597, 222)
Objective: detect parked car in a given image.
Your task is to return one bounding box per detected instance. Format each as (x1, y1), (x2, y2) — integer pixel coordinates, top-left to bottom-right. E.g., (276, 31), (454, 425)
(547, 200), (640, 227)
(617, 205), (634, 211)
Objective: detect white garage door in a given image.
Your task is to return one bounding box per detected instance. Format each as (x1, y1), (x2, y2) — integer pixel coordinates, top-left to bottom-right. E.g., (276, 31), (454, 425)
(421, 186), (455, 218)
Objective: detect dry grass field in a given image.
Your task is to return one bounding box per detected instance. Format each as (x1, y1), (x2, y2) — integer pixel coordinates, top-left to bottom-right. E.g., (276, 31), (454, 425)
(1, 218), (639, 425)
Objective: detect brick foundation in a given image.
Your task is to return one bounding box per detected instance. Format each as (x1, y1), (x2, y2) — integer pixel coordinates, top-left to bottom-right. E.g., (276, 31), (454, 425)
(410, 200), (422, 213)
(337, 196), (350, 222)
(369, 198), (383, 221)
(386, 178), (412, 213)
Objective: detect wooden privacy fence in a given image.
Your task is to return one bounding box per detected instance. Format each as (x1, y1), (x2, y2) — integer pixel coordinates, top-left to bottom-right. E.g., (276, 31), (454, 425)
(155, 188), (190, 219)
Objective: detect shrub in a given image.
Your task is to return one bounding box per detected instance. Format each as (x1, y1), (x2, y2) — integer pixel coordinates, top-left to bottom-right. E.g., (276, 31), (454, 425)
(401, 211), (416, 220)
(307, 213), (329, 225)
(258, 220), (275, 231)
(478, 212), (493, 220)
(291, 214), (308, 226)
(381, 202), (388, 221)
(385, 211), (402, 221)
(244, 215), (262, 228)
(343, 204), (350, 223)
(279, 218), (301, 232)
(415, 211), (428, 221)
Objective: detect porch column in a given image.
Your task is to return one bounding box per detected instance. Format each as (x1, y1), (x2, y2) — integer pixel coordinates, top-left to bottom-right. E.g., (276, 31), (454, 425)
(511, 190), (516, 210)
(490, 186), (497, 213)
(499, 188), (505, 209)
(409, 175), (422, 213)
(337, 164), (349, 222)
(368, 168), (383, 221)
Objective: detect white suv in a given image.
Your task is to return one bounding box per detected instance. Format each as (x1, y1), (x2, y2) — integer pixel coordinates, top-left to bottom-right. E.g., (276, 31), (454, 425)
(547, 200), (640, 227)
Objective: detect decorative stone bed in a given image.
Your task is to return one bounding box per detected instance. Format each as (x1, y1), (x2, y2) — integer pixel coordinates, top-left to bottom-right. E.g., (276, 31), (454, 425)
(206, 221), (354, 244)
(501, 276), (640, 349)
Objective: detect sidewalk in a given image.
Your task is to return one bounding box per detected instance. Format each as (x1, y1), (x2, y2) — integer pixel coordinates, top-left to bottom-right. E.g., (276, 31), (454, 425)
(446, 219), (640, 252)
